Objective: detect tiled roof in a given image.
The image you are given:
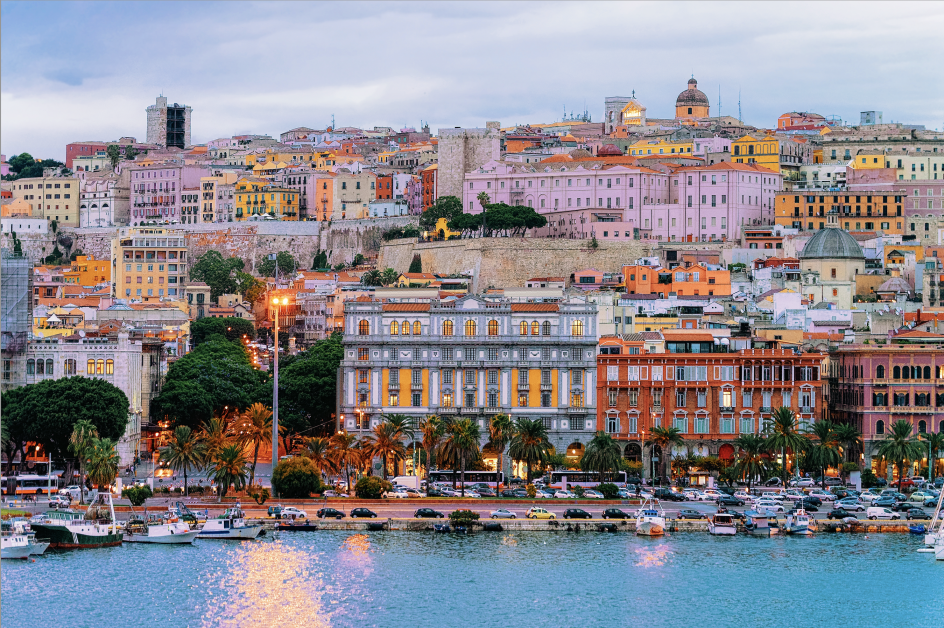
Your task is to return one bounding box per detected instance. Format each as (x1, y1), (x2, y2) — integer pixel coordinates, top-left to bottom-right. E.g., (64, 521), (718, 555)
(662, 330), (714, 341)
(639, 332), (664, 340)
(510, 303), (560, 312)
(382, 303), (431, 312)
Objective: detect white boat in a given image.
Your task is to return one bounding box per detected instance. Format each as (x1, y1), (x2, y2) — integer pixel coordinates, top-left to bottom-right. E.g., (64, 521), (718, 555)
(743, 510), (778, 536)
(6, 519), (49, 555)
(708, 511), (738, 536)
(197, 507), (263, 540)
(31, 493), (122, 549)
(123, 513), (199, 544)
(1, 533), (34, 559)
(635, 498), (666, 537)
(783, 508), (816, 535)
(925, 490), (944, 547)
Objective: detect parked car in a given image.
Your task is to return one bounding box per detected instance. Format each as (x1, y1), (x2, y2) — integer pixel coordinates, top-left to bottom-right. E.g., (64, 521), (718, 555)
(790, 477), (814, 488)
(754, 499), (785, 513)
(477, 488), (497, 498)
(48, 495), (71, 509)
(866, 507), (900, 520)
(807, 489), (835, 502)
(489, 508), (517, 519)
(800, 496), (822, 508)
(582, 489), (605, 499)
(873, 496), (898, 508)
(414, 508), (444, 519)
(512, 489), (530, 498)
(907, 508), (930, 520)
(763, 477), (783, 487)
(563, 508), (592, 519)
(535, 490), (555, 499)
(895, 478), (917, 490)
(526, 507), (556, 520)
(554, 490), (576, 499)
(316, 508), (346, 520)
(602, 508), (630, 519)
(835, 498), (865, 512)
(654, 488), (686, 502)
(676, 509), (706, 520)
(733, 491), (753, 502)
(891, 502), (915, 512)
(500, 489), (517, 498)
(717, 495), (744, 507)
(387, 490), (411, 499)
(350, 508), (377, 518)
(323, 490), (348, 498)
(280, 506), (308, 519)
(910, 490), (937, 503)
(827, 508), (854, 520)
(858, 490), (882, 503)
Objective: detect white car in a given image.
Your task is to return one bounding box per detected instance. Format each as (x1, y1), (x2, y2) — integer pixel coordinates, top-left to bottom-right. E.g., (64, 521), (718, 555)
(790, 477), (815, 488)
(582, 489), (605, 499)
(535, 490), (555, 499)
(782, 490), (806, 502)
(807, 489), (835, 501)
(489, 508), (517, 519)
(701, 489), (724, 500)
(734, 491), (753, 502)
(280, 506), (308, 518)
(859, 491), (882, 503)
(388, 490), (411, 498)
(754, 499), (785, 513)
(691, 492), (715, 502)
(555, 490), (576, 499)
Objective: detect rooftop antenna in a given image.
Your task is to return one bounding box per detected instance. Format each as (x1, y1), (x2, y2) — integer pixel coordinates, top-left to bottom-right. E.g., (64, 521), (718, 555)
(331, 114), (335, 129)
(738, 89), (742, 123)
(718, 86), (722, 120)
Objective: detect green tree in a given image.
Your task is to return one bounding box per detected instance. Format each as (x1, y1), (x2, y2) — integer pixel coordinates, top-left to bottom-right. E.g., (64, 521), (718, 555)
(361, 270), (382, 286)
(1, 387), (33, 475)
(581, 431), (622, 482)
(353, 253), (365, 267)
(354, 475), (392, 499)
(68, 420), (99, 504)
(312, 250), (329, 269)
(441, 418), (480, 497)
(921, 431), (944, 479)
(487, 413), (514, 489)
(106, 145), (121, 168)
(833, 422), (863, 465)
(189, 250), (246, 300)
(363, 421), (406, 480)
(301, 436), (338, 475)
(122, 485), (153, 506)
(645, 426), (684, 484)
(211, 444), (248, 502)
(876, 420), (924, 492)
(159, 426), (206, 497)
(124, 146), (139, 161)
(235, 403), (273, 488)
(806, 420), (841, 489)
(86, 438), (119, 489)
(418, 195), (462, 230)
(151, 380), (214, 429)
(258, 251), (298, 278)
(190, 316), (255, 346)
(271, 456), (324, 498)
(275, 333), (344, 438)
(733, 434), (768, 492)
(420, 416), (446, 488)
(236, 272), (266, 305)
(508, 418), (552, 483)
(198, 415), (232, 464)
(329, 432), (362, 492)
(408, 253), (422, 274)
(765, 407), (809, 486)
(380, 268), (399, 286)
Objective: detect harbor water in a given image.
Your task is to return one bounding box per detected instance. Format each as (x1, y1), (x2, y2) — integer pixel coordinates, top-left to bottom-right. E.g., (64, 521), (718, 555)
(2, 530), (942, 627)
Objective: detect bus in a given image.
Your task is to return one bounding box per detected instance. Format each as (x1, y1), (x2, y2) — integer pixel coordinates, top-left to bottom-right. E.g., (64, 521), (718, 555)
(427, 470), (505, 488)
(1, 473), (60, 496)
(540, 471), (629, 488)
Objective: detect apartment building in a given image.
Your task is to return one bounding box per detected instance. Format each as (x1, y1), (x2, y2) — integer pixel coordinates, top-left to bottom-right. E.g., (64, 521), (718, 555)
(9, 176), (80, 227)
(111, 227), (188, 299)
(63, 255), (110, 286)
(233, 178), (299, 221)
(126, 163), (207, 224)
(622, 263), (731, 297)
(775, 191), (906, 233)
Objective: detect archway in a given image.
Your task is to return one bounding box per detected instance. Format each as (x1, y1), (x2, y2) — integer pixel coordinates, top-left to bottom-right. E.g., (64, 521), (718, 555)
(624, 442), (642, 462)
(566, 442), (584, 461)
(718, 443), (735, 462)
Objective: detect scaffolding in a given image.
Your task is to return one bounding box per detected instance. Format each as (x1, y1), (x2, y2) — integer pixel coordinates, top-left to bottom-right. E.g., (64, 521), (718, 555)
(1, 248), (32, 389)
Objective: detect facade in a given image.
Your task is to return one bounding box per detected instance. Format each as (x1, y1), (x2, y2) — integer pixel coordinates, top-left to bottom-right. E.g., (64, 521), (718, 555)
(675, 78), (709, 121)
(339, 294), (599, 463)
(421, 165), (438, 209)
(436, 124), (501, 201)
(111, 227), (188, 299)
(597, 333), (825, 477)
(79, 175), (128, 228)
(233, 178), (299, 221)
(145, 96), (192, 149)
(622, 264), (731, 297)
(731, 134), (813, 174)
(198, 173), (238, 223)
(127, 163), (208, 224)
(64, 255), (110, 286)
(8, 176), (80, 226)
(775, 190), (906, 233)
(331, 171), (376, 220)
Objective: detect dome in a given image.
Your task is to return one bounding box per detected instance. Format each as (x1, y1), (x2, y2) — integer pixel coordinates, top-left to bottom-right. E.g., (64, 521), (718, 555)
(800, 228), (865, 260)
(568, 149), (593, 159)
(876, 276), (911, 294)
(676, 78), (709, 106)
(597, 144), (624, 156)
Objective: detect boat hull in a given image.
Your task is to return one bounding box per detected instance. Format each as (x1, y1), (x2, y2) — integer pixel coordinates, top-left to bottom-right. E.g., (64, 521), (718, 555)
(197, 526), (262, 540)
(708, 525), (737, 536)
(1, 545), (33, 559)
(635, 521), (664, 537)
(123, 530), (199, 544)
(31, 523), (123, 549)
(29, 541), (50, 555)
(935, 543), (944, 561)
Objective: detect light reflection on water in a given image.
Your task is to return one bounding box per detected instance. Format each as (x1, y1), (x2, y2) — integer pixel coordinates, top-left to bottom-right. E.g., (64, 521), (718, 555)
(2, 531), (943, 628)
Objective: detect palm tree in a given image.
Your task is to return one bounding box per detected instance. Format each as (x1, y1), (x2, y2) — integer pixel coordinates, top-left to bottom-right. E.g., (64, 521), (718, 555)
(86, 438), (119, 490)
(487, 413), (514, 489)
(733, 434), (768, 492)
(765, 406), (809, 486)
(921, 431), (944, 480)
(833, 423), (863, 463)
(380, 267), (398, 287)
(806, 420), (841, 489)
(508, 418), (551, 483)
(645, 426), (684, 485)
(361, 269), (382, 287)
(442, 418), (480, 497)
(68, 420), (98, 504)
(212, 444), (248, 502)
(384, 414), (415, 476)
(364, 422), (406, 480)
(302, 436), (338, 476)
(329, 432), (361, 492)
(419, 416), (445, 489)
(159, 426), (206, 497)
(199, 416), (230, 464)
(581, 431), (622, 483)
(235, 403), (272, 487)
(876, 420), (924, 492)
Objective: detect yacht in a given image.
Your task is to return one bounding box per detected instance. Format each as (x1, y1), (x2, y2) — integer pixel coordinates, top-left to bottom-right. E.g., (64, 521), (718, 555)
(31, 494), (122, 549)
(124, 512), (199, 544)
(197, 507), (263, 540)
(634, 498), (666, 537)
(5, 519), (49, 554)
(925, 490), (943, 547)
(707, 511), (738, 536)
(783, 508), (816, 535)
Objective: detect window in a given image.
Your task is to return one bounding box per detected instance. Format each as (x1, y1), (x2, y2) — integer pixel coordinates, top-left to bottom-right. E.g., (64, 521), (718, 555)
(442, 320), (454, 336)
(105, 359), (113, 375)
(742, 391), (752, 407)
(401, 321), (410, 336)
(607, 365), (619, 381)
(96, 359), (104, 374)
(487, 369), (499, 385)
(389, 369), (400, 386)
(390, 321), (399, 335)
(87, 359), (95, 374)
(487, 320), (499, 336)
(520, 322), (528, 335)
(465, 369), (476, 385)
(876, 364), (885, 379)
(412, 393), (422, 407)
(466, 392), (476, 407)
(542, 321), (551, 336)
(413, 321), (422, 335)
(389, 393), (399, 406)
(465, 320), (477, 336)
(740, 415), (754, 434)
(542, 369), (551, 385)
(442, 393), (453, 408)
(358, 320), (370, 335)
(876, 420), (885, 435)
(572, 370), (583, 385)
(64, 359), (76, 375)
(542, 392), (552, 407)
(628, 390), (638, 407)
(542, 347), (551, 361)
(487, 347), (498, 361)
(571, 320), (584, 336)
(697, 390), (707, 408)
(465, 348), (475, 361)
(608, 390), (618, 407)
(531, 321), (540, 336)
(27, 359), (35, 375)
(357, 348), (368, 361)
(676, 390), (686, 407)
(607, 414), (618, 433)
(721, 389), (733, 409)
(571, 392), (584, 408)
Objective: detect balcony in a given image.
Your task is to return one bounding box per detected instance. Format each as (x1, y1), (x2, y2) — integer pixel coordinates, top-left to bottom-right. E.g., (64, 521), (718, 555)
(461, 407), (479, 415)
(760, 406), (773, 413)
(518, 384), (530, 391)
(719, 406), (735, 413)
(568, 406), (587, 414)
(439, 407), (458, 414)
(411, 383), (423, 391)
(440, 360), (457, 367)
(485, 407), (503, 415)
(891, 405), (935, 413)
(799, 406), (814, 413)
(541, 384), (553, 392)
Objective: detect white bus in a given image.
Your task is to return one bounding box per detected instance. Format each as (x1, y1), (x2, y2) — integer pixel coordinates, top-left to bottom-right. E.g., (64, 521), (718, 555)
(540, 471), (629, 488)
(1, 473), (60, 496)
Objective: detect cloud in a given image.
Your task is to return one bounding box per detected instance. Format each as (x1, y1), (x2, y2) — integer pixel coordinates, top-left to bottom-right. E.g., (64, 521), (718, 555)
(2, 1), (943, 159)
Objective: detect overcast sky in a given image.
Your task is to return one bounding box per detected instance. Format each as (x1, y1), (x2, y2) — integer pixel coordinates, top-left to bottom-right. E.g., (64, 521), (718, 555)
(2, 1), (943, 160)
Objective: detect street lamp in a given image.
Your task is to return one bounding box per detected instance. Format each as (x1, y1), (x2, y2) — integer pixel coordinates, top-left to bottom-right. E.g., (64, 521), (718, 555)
(271, 295), (288, 496)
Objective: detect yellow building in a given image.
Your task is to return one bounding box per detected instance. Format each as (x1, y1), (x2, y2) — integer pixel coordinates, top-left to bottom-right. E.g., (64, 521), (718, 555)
(8, 175), (80, 226)
(851, 150), (886, 170)
(732, 134), (811, 174)
(64, 255), (111, 286)
(775, 192), (905, 234)
(619, 100), (647, 127)
(628, 138), (693, 156)
(884, 243), (924, 265)
(200, 173), (239, 222)
(331, 172), (376, 220)
(632, 315), (681, 333)
(112, 227), (188, 299)
(234, 178), (300, 221)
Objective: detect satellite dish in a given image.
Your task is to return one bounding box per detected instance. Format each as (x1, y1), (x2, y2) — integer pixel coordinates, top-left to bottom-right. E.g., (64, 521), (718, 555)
(79, 330), (86, 337)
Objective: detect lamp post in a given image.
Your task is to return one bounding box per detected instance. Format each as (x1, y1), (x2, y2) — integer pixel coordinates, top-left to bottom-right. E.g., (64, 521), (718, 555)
(271, 295), (288, 496)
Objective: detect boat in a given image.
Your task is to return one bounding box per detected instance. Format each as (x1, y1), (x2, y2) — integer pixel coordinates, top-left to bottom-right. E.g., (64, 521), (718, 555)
(635, 498), (666, 537)
(433, 523), (452, 533)
(275, 521), (319, 532)
(30, 493), (123, 549)
(925, 490), (944, 547)
(708, 511), (738, 536)
(123, 511), (199, 544)
(1, 533), (34, 559)
(910, 524), (928, 535)
(783, 508), (816, 535)
(196, 507), (263, 540)
(5, 519), (49, 555)
(743, 510), (778, 536)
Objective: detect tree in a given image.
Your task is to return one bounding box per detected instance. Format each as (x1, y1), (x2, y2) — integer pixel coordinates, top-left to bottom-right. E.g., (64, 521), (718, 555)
(189, 250), (246, 300)
(876, 420), (924, 493)
(441, 418), (480, 497)
(833, 423), (863, 465)
(276, 333), (344, 439)
(312, 250), (329, 270)
(235, 403), (273, 488)
(353, 253), (365, 267)
(124, 146), (139, 161)
(363, 422), (406, 480)
(581, 431), (623, 482)
(508, 418), (551, 483)
(236, 272), (266, 305)
(329, 432), (362, 492)
(159, 426), (206, 497)
(380, 268), (399, 286)
(106, 145), (121, 168)
(921, 431), (944, 479)
(487, 413), (514, 489)
(190, 317), (255, 347)
(765, 407), (809, 487)
(151, 380), (215, 429)
(68, 420), (99, 504)
(355, 476), (392, 499)
(258, 251), (297, 278)
(645, 426), (684, 484)
(86, 438), (119, 489)
(408, 253), (422, 274)
(1, 386), (32, 476)
(733, 434), (768, 492)
(211, 444), (248, 502)
(199, 414), (233, 464)
(271, 457), (324, 498)
(301, 436), (338, 475)
(4, 153), (64, 180)
(361, 270), (382, 287)
(420, 416), (445, 488)
(419, 195), (462, 230)
(805, 420), (841, 489)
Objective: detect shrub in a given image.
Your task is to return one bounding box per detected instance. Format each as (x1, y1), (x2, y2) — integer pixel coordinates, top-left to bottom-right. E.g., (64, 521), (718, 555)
(121, 485), (153, 506)
(354, 476), (393, 499)
(572, 485), (586, 498)
(525, 483), (537, 498)
(448, 509), (480, 526)
(247, 485), (270, 505)
(861, 469), (880, 489)
(596, 483), (620, 500)
(271, 457), (324, 498)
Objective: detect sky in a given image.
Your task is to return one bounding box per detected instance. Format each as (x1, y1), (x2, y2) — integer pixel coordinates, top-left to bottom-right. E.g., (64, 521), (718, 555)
(2, 1), (943, 160)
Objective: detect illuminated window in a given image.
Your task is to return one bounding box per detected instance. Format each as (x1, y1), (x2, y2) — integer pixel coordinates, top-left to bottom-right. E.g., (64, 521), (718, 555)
(358, 320), (370, 335)
(518, 393), (528, 407)
(442, 393), (453, 407)
(571, 392), (584, 408)
(520, 322), (528, 335)
(105, 359), (114, 375)
(358, 348), (369, 361)
(531, 321), (540, 335)
(64, 359), (76, 375)
(87, 359), (95, 374)
(441, 320), (454, 336)
(571, 320), (584, 337)
(389, 393), (399, 407)
(413, 321), (422, 335)
(465, 320), (477, 336)
(401, 321), (410, 336)
(96, 359), (104, 374)
(390, 321), (399, 335)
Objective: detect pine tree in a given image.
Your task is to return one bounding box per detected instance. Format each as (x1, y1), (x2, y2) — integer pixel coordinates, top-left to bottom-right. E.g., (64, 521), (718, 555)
(408, 254), (422, 274)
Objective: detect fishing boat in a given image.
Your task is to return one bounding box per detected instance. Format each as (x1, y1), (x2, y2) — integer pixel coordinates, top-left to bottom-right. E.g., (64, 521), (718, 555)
(783, 508), (816, 536)
(1, 533), (34, 559)
(707, 511), (737, 536)
(743, 510), (778, 536)
(196, 507), (263, 540)
(635, 498), (666, 537)
(5, 519), (49, 555)
(123, 512), (199, 544)
(30, 494), (122, 549)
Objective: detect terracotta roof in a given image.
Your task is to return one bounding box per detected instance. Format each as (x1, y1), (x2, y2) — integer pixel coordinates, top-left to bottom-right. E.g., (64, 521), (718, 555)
(894, 329), (944, 339)
(510, 303), (559, 312)
(401, 273), (436, 280)
(354, 295), (373, 302)
(382, 303), (431, 312)
(662, 330), (714, 342)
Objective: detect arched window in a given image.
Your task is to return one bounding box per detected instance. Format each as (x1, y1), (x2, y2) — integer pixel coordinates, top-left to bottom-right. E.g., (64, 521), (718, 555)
(519, 322), (528, 336)
(916, 393), (930, 406)
(876, 420), (885, 435)
(939, 420), (944, 433)
(531, 321), (540, 335)
(441, 320), (454, 336)
(46, 359), (53, 376)
(87, 359), (95, 374)
(465, 320), (477, 336)
(571, 320), (584, 337)
(918, 420), (928, 434)
(96, 359), (105, 375)
(413, 321), (422, 335)
(487, 320), (499, 336)
(876, 365), (885, 379)
(358, 320), (370, 335)
(893, 366), (901, 379)
(64, 359), (76, 376)
(36, 359), (45, 375)
(390, 321), (399, 335)
(401, 321), (410, 335)
(542, 321), (551, 336)
(105, 359), (114, 375)
(925, 366), (932, 380)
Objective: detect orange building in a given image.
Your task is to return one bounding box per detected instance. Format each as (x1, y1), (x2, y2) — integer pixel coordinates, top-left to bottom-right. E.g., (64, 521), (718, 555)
(775, 192), (905, 233)
(63, 255), (111, 286)
(621, 264), (731, 297)
(376, 174), (393, 200)
(421, 165), (438, 209)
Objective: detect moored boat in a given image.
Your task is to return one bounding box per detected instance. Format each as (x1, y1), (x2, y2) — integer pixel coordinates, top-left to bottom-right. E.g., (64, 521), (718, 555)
(783, 508), (816, 535)
(635, 498), (666, 537)
(707, 512), (737, 536)
(5, 519), (49, 555)
(123, 513), (199, 544)
(743, 510), (778, 536)
(30, 494), (122, 549)
(196, 507), (262, 540)
(1, 533), (34, 559)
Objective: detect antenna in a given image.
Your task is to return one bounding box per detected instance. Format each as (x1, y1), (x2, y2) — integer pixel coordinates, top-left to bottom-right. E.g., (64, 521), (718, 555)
(738, 90), (742, 123)
(718, 86), (722, 120)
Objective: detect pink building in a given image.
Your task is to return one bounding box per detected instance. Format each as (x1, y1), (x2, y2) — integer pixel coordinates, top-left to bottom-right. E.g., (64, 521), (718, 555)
(462, 158), (781, 242)
(0, 154), (9, 177)
(125, 164), (208, 224)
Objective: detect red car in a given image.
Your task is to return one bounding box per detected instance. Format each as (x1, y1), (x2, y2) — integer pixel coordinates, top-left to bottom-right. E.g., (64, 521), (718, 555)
(896, 478), (917, 489)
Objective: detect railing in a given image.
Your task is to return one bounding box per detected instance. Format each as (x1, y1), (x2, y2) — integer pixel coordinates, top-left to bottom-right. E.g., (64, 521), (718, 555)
(719, 406), (735, 412)
(890, 405), (935, 413)
(461, 407), (478, 414)
(541, 384), (553, 391)
(485, 407), (503, 415)
(568, 406), (586, 413)
(518, 384), (530, 391)
(799, 406), (814, 413)
(440, 407), (458, 414)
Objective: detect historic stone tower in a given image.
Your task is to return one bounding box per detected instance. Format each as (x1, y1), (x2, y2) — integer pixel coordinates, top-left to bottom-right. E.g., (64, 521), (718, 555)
(146, 96), (192, 149)
(436, 122), (501, 201)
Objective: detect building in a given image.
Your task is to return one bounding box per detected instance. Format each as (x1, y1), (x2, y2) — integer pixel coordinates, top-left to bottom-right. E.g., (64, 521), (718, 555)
(79, 174), (129, 227)
(1, 248), (32, 390)
(778, 112), (827, 131)
(146, 96), (192, 149)
(8, 175), (80, 226)
(622, 263), (731, 297)
(796, 214), (866, 308)
(338, 294), (599, 468)
(731, 134), (813, 175)
(111, 227), (188, 299)
(675, 78), (709, 121)
(775, 190), (906, 233)
(421, 165), (438, 209)
(597, 332), (825, 478)
(126, 163), (208, 225)
(63, 255), (111, 286)
(436, 124), (500, 201)
(199, 173), (238, 223)
(233, 178), (299, 221)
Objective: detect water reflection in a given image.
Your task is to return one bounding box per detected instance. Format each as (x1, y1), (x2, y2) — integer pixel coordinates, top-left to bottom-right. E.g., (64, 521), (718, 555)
(634, 546), (671, 567)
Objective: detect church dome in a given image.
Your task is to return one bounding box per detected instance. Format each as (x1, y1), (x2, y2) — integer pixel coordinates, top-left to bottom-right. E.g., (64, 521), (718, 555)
(568, 149), (593, 159)
(597, 144), (624, 156)
(676, 78), (710, 107)
(800, 228), (865, 260)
